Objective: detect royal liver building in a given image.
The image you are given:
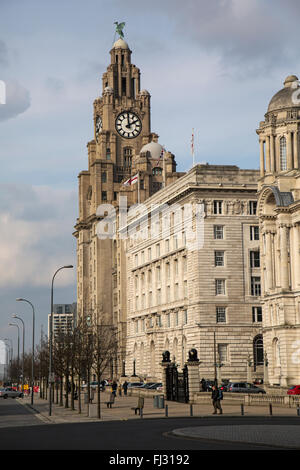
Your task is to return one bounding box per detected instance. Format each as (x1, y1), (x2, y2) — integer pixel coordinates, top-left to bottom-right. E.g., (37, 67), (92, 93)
(74, 30), (295, 384)
(257, 75), (300, 387)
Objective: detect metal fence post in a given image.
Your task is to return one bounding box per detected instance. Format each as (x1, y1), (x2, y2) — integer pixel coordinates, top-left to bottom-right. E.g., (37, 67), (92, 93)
(165, 404), (168, 417)
(190, 404), (193, 417)
(269, 403), (273, 416)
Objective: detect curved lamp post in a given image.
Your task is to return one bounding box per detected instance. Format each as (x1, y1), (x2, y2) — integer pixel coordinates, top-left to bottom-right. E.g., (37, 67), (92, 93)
(12, 315), (25, 395)
(8, 323), (20, 387)
(16, 298), (35, 405)
(4, 338), (13, 381)
(49, 265), (73, 416)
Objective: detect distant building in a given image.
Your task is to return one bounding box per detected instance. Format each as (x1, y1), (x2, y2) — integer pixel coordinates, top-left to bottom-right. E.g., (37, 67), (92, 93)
(48, 303), (77, 338)
(0, 340), (8, 382)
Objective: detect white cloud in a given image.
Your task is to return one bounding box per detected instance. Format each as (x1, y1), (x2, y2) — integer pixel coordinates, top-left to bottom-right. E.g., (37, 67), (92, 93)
(0, 184), (76, 287)
(0, 79), (31, 122)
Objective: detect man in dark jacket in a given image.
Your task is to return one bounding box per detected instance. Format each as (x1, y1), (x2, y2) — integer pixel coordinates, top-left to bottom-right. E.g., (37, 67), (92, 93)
(211, 385), (223, 414)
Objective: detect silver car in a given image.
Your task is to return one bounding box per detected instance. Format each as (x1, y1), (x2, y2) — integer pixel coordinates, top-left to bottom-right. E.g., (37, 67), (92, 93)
(227, 382), (266, 394)
(0, 387), (24, 399)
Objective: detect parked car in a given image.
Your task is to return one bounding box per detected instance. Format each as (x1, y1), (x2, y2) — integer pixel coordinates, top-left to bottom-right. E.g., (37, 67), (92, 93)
(0, 387), (24, 399)
(287, 385), (300, 395)
(81, 381), (106, 391)
(139, 382), (157, 389)
(227, 382), (266, 394)
(127, 382), (144, 388)
(146, 383), (163, 390)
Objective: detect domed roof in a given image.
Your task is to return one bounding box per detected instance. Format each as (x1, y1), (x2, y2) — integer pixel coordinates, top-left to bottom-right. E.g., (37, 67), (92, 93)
(267, 75), (300, 112)
(139, 89), (150, 95)
(113, 38), (129, 49)
(140, 141), (163, 159)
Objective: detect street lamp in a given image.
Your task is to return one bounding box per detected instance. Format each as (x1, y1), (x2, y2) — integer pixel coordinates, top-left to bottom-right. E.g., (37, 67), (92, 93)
(16, 298), (35, 405)
(4, 338), (13, 381)
(8, 323), (20, 387)
(49, 265), (73, 416)
(12, 315), (25, 395)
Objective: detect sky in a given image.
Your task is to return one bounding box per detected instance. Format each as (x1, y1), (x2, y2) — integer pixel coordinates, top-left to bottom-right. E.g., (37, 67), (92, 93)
(1, 0), (300, 355)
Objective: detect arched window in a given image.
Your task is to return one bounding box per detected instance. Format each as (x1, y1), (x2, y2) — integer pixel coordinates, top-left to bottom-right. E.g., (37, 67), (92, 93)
(280, 136), (287, 170)
(253, 335), (264, 369)
(123, 147), (132, 168)
(152, 167), (162, 176)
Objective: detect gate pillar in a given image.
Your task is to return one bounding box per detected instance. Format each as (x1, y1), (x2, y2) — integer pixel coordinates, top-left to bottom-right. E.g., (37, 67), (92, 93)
(161, 351), (171, 400)
(186, 348), (200, 402)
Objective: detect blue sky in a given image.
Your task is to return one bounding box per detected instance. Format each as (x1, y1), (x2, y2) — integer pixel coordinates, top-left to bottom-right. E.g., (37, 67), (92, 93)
(1, 0), (300, 354)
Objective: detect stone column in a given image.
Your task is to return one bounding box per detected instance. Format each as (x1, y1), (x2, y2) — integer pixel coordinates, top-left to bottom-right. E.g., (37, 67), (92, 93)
(287, 132), (293, 170)
(265, 136), (271, 172)
(270, 134), (275, 173)
(265, 231), (274, 291)
(260, 139), (265, 177)
(279, 224), (290, 291)
(293, 131), (299, 169)
(161, 360), (171, 400)
(293, 223), (300, 287)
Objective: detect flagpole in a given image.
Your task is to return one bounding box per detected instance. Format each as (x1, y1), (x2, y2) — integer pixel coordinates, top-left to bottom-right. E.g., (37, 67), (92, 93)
(191, 128), (195, 167)
(137, 171), (140, 204)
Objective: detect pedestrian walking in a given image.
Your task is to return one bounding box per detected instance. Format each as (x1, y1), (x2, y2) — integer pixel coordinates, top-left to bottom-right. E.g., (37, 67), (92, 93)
(112, 380), (117, 397)
(118, 383), (122, 396)
(122, 380), (128, 396)
(211, 385), (223, 414)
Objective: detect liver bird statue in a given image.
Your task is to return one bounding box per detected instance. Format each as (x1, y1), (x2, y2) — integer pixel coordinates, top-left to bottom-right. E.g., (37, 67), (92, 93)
(114, 22), (126, 39)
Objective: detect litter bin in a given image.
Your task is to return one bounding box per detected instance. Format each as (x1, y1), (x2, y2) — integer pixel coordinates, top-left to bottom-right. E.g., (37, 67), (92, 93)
(158, 395), (164, 409)
(153, 395), (159, 408)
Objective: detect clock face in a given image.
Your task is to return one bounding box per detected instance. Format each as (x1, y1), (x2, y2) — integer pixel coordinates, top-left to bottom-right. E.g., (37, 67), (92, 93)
(95, 116), (102, 142)
(115, 111), (142, 139)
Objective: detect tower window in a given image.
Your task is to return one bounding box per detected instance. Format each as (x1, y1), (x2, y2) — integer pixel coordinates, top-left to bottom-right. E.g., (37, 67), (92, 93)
(122, 77), (126, 95)
(121, 54), (124, 66)
(106, 148), (111, 160)
(280, 136), (287, 170)
(123, 147), (132, 167)
(250, 251), (260, 268)
(249, 201), (257, 215)
(153, 167), (162, 175)
(101, 191), (107, 201)
(250, 225), (259, 240)
(101, 172), (107, 183)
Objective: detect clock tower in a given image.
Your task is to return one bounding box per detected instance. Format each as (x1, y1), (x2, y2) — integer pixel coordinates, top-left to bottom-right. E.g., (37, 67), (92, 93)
(74, 34), (182, 376)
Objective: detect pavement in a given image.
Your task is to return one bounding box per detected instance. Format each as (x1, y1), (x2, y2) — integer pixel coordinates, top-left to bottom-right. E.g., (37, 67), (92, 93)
(17, 390), (300, 449)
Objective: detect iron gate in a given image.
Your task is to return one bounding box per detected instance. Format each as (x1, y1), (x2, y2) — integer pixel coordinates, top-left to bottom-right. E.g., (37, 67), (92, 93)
(165, 363), (189, 403)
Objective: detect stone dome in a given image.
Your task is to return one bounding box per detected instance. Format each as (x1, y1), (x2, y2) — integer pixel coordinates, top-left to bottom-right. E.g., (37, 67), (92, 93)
(267, 75), (300, 112)
(113, 38), (129, 49)
(139, 89), (150, 95)
(140, 141), (163, 159)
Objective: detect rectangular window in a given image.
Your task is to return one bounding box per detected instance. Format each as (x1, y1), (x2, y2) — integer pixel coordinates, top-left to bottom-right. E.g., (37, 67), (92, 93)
(215, 251), (225, 267)
(215, 279), (225, 295)
(166, 262), (170, 279)
(166, 285), (171, 302)
(174, 283), (179, 300)
(101, 172), (107, 183)
(184, 280), (188, 298)
(252, 306), (262, 322)
(216, 307), (226, 323)
(141, 251), (145, 264)
(250, 225), (259, 240)
(101, 191), (107, 201)
(156, 243), (160, 258)
(183, 256), (187, 274)
(166, 313), (170, 327)
(174, 259), (178, 276)
(250, 251), (260, 268)
(157, 315), (162, 327)
(122, 77), (126, 95)
(173, 234), (178, 250)
(148, 247), (152, 261)
(135, 254), (138, 267)
(251, 277), (261, 296)
(157, 288), (161, 305)
(214, 225), (224, 239)
(175, 311), (179, 326)
(106, 148), (111, 160)
(165, 239), (170, 253)
(156, 266), (161, 283)
(213, 201), (223, 215)
(183, 310), (188, 325)
(149, 291), (152, 308)
(249, 201), (257, 215)
(218, 344), (228, 363)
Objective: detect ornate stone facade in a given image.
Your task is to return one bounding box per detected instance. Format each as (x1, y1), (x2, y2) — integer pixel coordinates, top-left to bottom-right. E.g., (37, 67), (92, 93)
(257, 75), (300, 386)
